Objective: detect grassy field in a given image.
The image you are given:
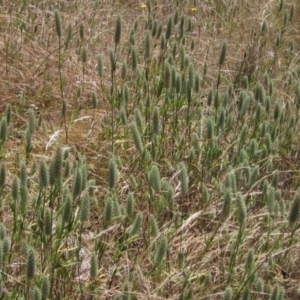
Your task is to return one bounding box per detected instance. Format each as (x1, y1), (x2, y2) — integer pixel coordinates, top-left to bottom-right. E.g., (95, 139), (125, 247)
(0, 0), (300, 299)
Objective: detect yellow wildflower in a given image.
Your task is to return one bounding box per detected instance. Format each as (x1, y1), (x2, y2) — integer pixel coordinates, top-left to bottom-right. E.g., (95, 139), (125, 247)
(191, 7), (197, 12)
(141, 3), (147, 9)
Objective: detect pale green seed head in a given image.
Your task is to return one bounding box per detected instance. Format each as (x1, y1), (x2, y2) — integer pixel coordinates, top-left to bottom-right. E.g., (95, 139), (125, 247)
(26, 247), (36, 280)
(271, 170), (279, 188)
(149, 164), (161, 193)
(0, 164), (6, 190)
(179, 16), (184, 38)
(0, 117), (7, 143)
(130, 212), (143, 236)
(131, 122), (144, 155)
(236, 193), (247, 226)
(62, 189), (72, 225)
(224, 286), (232, 300)
(176, 73), (182, 94)
(164, 62), (171, 89)
(3, 237), (10, 257)
(12, 176), (19, 201)
(134, 108), (143, 131)
(247, 165), (259, 189)
(154, 236), (167, 267)
(195, 73), (200, 93)
(28, 109), (35, 135)
(289, 192), (300, 226)
(0, 242), (3, 268)
(260, 19), (268, 34)
(6, 104), (11, 125)
(114, 16), (122, 47)
(256, 277), (264, 292)
(156, 22), (163, 39)
(104, 197), (113, 227)
(131, 46), (138, 70)
(51, 146), (63, 181)
(80, 192), (90, 223)
(34, 287), (41, 300)
(54, 10), (62, 38)
(41, 276), (50, 300)
(239, 124), (248, 148)
(120, 107), (127, 125)
(218, 108), (225, 130)
(130, 28), (135, 45)
(91, 91), (98, 109)
(242, 75), (248, 89)
(166, 16), (173, 40)
(278, 0), (284, 12)
(149, 214), (159, 237)
(283, 10), (289, 28)
(187, 17), (193, 31)
(290, 4), (294, 21)
(242, 287), (250, 300)
(151, 19), (158, 37)
(152, 107), (160, 135)
(0, 223), (6, 240)
(44, 208), (52, 236)
(219, 41), (227, 67)
(126, 193), (135, 219)
(145, 31), (151, 62)
(64, 23), (73, 50)
(207, 88), (214, 106)
(221, 190), (231, 219)
(79, 23), (84, 40)
(270, 285), (279, 300)
(123, 84), (130, 103)
(90, 252), (97, 280)
(188, 63), (194, 89)
(112, 195), (122, 217)
(206, 117), (214, 140)
(178, 162), (188, 194)
(21, 185), (28, 212)
(97, 55), (104, 77)
(245, 248), (254, 272)
(72, 168), (82, 199)
(20, 161), (27, 188)
(121, 61), (127, 80)
(108, 157), (118, 190)
(109, 49), (115, 75)
(202, 185), (209, 204)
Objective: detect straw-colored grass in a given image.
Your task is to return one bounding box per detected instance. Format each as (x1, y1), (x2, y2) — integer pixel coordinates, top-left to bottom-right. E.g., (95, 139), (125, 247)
(0, 0), (300, 299)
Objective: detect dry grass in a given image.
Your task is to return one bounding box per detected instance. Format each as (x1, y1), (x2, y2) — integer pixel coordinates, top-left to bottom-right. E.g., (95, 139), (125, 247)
(0, 0), (300, 299)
